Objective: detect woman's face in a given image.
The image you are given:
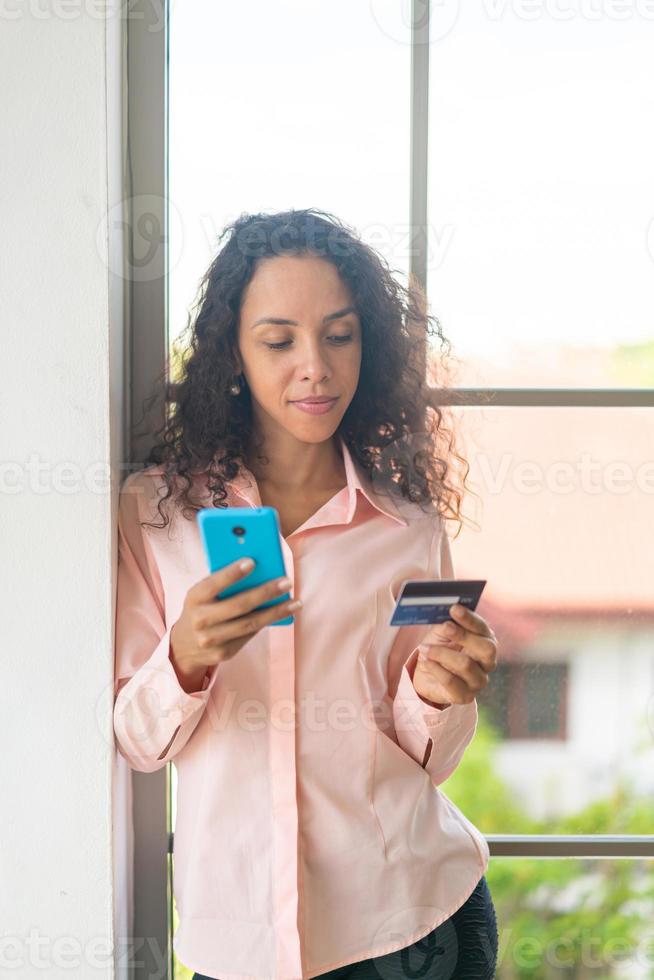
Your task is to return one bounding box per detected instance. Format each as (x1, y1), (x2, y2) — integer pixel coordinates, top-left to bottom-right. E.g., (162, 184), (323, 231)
(236, 253), (362, 446)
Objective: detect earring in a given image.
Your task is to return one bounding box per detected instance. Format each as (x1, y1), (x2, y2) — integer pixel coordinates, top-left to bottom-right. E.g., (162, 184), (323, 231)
(229, 373), (242, 396)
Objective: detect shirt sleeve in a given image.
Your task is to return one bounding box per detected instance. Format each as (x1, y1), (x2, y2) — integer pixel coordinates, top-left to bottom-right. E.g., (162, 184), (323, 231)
(113, 471), (220, 773)
(391, 520), (479, 786)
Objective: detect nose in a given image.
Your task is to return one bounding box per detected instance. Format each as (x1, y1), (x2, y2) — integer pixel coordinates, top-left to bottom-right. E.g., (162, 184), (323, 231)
(295, 337), (332, 381)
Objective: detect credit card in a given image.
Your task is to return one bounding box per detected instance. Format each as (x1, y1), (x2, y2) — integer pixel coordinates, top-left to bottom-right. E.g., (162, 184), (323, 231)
(389, 579), (487, 626)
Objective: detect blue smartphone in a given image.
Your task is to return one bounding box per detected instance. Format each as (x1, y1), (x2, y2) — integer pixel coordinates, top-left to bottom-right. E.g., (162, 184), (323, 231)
(196, 506), (294, 626)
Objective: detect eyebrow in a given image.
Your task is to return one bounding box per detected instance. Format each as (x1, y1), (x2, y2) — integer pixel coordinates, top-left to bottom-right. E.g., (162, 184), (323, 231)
(251, 306), (358, 330)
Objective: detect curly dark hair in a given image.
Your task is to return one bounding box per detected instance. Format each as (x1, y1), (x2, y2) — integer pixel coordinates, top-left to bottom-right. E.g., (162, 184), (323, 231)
(133, 207), (479, 537)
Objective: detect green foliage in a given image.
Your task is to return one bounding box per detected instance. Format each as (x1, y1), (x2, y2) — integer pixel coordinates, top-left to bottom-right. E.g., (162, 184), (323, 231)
(169, 338), (187, 387)
(610, 340), (654, 387)
(172, 901), (193, 979)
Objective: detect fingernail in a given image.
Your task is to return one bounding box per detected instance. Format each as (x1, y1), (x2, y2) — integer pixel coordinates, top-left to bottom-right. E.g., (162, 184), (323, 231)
(450, 603), (463, 615)
(240, 558), (254, 570)
(277, 577), (292, 590)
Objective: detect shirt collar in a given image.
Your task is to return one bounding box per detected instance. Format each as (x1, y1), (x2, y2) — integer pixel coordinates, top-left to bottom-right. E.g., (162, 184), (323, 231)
(337, 435), (408, 527)
(227, 434), (408, 529)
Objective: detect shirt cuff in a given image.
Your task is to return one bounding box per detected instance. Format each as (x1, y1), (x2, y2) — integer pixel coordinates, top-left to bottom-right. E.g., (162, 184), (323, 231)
(393, 646), (479, 775)
(402, 647), (456, 729)
(114, 627), (220, 766)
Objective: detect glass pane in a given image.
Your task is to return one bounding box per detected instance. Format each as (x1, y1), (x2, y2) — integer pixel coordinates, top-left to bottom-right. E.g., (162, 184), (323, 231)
(524, 663), (567, 737)
(487, 857), (654, 977)
(427, 12), (654, 387)
(484, 663), (568, 740)
(169, 0), (411, 350)
(441, 406), (654, 834)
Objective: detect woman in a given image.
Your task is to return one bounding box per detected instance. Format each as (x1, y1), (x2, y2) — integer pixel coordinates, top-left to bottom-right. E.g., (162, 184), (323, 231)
(113, 208), (499, 979)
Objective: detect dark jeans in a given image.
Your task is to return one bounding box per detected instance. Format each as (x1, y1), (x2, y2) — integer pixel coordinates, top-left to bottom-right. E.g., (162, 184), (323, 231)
(192, 874), (498, 980)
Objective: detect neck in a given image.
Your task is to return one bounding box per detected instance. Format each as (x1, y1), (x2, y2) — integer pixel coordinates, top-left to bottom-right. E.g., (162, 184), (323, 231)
(246, 433), (346, 494)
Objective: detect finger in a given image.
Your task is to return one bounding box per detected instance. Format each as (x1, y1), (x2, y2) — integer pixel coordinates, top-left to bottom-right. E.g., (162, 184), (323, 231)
(420, 620), (497, 672)
(417, 658), (477, 705)
(420, 645), (489, 692)
(422, 620), (463, 645)
(192, 573), (293, 630)
(193, 557), (258, 604)
(448, 604), (497, 641)
(196, 596), (300, 651)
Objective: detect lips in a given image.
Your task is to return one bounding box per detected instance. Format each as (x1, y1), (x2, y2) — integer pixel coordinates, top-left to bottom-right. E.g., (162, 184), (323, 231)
(290, 396), (339, 415)
(290, 397), (335, 404)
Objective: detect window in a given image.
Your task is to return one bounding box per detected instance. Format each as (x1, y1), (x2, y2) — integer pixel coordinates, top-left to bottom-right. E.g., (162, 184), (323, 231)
(485, 857), (654, 975)
(441, 405), (654, 832)
(125, 3), (654, 976)
(167, 0), (413, 350)
(427, 8), (654, 388)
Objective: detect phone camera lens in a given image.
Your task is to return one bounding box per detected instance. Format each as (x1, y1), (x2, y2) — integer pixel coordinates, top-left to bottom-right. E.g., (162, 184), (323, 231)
(232, 526), (246, 537)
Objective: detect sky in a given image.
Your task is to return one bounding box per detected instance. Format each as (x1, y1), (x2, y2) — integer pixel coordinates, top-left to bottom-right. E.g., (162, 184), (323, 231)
(168, 0), (654, 384)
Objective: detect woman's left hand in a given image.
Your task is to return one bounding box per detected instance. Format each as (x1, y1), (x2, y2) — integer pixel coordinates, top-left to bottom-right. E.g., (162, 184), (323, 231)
(411, 604), (498, 709)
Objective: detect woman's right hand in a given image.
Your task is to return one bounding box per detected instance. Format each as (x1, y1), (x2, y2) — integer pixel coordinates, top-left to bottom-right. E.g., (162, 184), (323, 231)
(169, 559), (301, 688)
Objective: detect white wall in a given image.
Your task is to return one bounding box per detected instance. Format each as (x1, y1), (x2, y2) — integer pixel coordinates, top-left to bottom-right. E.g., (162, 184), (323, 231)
(0, 5), (126, 978)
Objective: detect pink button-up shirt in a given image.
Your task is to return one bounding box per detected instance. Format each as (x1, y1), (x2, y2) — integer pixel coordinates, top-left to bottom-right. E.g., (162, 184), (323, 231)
(113, 435), (490, 980)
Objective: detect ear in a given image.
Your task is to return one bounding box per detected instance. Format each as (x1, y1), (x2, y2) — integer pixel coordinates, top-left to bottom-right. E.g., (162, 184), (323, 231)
(230, 350), (243, 375)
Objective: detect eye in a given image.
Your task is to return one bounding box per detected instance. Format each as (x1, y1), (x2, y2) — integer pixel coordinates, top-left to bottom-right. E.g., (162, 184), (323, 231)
(264, 334), (353, 351)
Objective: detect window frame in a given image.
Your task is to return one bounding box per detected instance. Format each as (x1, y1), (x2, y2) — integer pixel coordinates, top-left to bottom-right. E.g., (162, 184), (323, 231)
(124, 1), (654, 975)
